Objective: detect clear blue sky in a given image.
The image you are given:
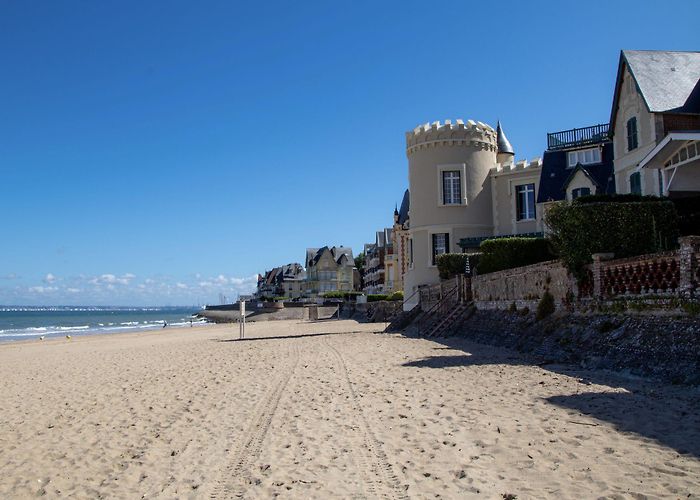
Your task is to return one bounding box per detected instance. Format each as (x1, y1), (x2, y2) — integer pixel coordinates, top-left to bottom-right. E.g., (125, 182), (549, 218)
(1, 0), (698, 305)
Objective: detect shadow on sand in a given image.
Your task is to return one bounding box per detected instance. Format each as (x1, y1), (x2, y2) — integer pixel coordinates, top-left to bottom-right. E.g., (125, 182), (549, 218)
(401, 335), (700, 459)
(215, 331), (364, 343)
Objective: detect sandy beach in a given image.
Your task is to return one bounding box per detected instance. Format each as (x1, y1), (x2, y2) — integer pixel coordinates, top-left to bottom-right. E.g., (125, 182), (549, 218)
(0, 319), (698, 499)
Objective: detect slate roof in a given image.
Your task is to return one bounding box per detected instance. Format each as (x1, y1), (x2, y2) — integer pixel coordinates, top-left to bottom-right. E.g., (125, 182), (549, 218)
(397, 189), (410, 225)
(496, 121), (514, 155)
(611, 50), (700, 130)
(537, 142), (616, 203)
(305, 246), (355, 268)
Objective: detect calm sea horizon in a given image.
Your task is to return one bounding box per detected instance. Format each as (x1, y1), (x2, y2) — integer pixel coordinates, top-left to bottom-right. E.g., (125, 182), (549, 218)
(0, 306), (206, 342)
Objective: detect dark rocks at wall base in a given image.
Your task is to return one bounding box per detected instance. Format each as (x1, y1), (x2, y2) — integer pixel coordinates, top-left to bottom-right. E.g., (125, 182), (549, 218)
(454, 310), (700, 385)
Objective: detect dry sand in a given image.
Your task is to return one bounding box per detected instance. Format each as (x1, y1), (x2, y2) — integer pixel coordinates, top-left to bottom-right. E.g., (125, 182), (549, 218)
(0, 319), (698, 499)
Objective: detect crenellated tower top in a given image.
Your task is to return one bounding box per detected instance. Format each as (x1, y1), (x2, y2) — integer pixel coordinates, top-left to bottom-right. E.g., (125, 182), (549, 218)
(405, 119), (498, 156)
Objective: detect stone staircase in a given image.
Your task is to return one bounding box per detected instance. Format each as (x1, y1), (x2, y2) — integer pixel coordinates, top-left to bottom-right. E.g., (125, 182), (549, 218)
(384, 303), (422, 332)
(426, 302), (475, 337)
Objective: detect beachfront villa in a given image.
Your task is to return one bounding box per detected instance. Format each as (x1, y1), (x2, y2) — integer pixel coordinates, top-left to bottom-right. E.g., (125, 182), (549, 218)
(255, 263), (306, 299)
(402, 119), (543, 308)
(609, 50), (700, 197)
(537, 123), (615, 206)
(362, 229), (394, 294)
(304, 246), (355, 297)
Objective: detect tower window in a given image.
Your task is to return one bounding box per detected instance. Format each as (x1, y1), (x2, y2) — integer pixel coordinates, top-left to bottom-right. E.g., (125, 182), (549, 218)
(442, 171), (462, 205)
(431, 233), (449, 265)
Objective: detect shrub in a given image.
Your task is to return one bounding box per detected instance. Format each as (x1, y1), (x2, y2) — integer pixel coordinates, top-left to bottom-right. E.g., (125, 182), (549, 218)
(573, 194), (661, 204)
(544, 200), (679, 277)
(437, 253), (480, 279)
(536, 291), (555, 320)
(321, 291), (363, 300)
(670, 196), (700, 236)
(367, 294), (389, 302)
(477, 238), (556, 275)
(387, 290), (404, 301)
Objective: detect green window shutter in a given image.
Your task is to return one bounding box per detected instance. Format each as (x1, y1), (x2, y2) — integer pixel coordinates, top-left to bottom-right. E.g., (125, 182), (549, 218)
(627, 117), (638, 151)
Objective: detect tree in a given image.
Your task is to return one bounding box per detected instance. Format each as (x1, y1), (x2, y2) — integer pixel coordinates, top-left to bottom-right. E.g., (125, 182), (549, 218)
(354, 252), (365, 273)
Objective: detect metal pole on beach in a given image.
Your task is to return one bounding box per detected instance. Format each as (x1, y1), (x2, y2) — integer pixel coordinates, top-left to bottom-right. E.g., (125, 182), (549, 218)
(239, 300), (245, 340)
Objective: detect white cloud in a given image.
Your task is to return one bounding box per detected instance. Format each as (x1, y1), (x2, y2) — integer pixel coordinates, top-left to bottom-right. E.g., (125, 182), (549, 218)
(66, 288), (81, 293)
(176, 282), (188, 289)
(1, 273), (20, 280)
(28, 286), (58, 294)
(89, 273), (135, 286)
(44, 273), (57, 284)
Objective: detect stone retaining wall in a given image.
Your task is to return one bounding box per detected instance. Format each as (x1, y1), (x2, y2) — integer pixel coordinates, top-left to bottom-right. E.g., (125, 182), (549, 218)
(471, 260), (574, 310)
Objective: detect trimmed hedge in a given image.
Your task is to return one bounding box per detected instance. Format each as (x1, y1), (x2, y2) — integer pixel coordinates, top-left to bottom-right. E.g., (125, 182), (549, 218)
(573, 194), (662, 204)
(477, 238), (557, 275)
(321, 291), (363, 300)
(671, 196), (700, 236)
(367, 291), (404, 302)
(436, 253), (480, 279)
(544, 200), (679, 277)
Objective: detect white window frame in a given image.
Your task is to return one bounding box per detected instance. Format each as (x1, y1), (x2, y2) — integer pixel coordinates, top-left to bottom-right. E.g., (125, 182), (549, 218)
(515, 183), (536, 221)
(437, 164), (467, 206)
(429, 232), (450, 267)
(571, 187), (591, 200)
(442, 170), (461, 205)
(567, 147), (601, 167)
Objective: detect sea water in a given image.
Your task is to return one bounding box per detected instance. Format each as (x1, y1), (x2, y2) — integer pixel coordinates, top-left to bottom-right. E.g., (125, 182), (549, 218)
(0, 306), (205, 342)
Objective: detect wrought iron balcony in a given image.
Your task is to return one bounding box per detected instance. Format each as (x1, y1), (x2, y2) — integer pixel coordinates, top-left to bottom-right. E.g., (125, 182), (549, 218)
(547, 123), (610, 151)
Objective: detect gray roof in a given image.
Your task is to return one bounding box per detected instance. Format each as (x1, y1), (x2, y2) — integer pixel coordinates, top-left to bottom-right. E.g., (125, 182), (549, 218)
(397, 189), (409, 225)
(496, 121), (514, 155)
(306, 246), (354, 268)
(611, 50), (700, 129)
(376, 230), (385, 248)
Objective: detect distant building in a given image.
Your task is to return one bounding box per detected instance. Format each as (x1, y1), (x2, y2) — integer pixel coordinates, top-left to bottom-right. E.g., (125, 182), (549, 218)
(304, 246), (355, 297)
(363, 229), (393, 294)
(391, 189), (410, 293)
(256, 263), (306, 299)
(610, 50), (700, 196)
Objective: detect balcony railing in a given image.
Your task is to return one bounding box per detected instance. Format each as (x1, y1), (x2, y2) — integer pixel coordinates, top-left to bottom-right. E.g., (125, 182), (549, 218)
(547, 123), (610, 151)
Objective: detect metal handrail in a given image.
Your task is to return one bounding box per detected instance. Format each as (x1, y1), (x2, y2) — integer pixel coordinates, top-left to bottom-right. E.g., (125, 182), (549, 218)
(419, 285), (458, 318)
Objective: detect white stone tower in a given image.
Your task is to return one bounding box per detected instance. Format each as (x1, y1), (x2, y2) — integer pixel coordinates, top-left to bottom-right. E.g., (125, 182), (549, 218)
(403, 119), (498, 305)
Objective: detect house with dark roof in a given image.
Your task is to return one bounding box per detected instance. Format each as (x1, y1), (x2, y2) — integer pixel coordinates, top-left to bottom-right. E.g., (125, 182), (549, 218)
(537, 124), (616, 205)
(304, 246), (355, 297)
(362, 228), (394, 294)
(610, 50), (700, 197)
(255, 263), (306, 299)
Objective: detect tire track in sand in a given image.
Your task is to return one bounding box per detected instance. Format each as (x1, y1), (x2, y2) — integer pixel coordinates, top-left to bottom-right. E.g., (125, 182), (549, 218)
(208, 341), (301, 499)
(322, 336), (408, 500)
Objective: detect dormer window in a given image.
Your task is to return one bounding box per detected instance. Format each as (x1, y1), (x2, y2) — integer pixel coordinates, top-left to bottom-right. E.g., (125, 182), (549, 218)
(568, 147), (601, 167)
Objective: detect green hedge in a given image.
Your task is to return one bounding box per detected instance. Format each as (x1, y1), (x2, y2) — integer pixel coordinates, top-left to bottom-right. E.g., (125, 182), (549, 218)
(367, 291), (404, 302)
(477, 238), (557, 275)
(671, 196), (700, 236)
(544, 200), (679, 277)
(573, 194), (662, 204)
(436, 253), (480, 279)
(321, 291), (363, 300)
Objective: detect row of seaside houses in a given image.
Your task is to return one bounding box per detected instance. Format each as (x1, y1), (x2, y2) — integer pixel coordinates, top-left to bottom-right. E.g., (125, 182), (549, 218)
(253, 50), (700, 303)
(358, 50), (700, 308)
